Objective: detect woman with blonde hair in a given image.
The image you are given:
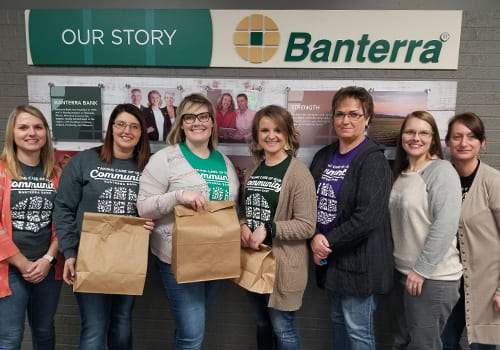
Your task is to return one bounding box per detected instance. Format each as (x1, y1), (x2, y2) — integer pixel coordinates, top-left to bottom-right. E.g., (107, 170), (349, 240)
(240, 105), (316, 349)
(0, 105), (63, 349)
(137, 93), (239, 350)
(390, 111), (462, 350)
(144, 89), (172, 141)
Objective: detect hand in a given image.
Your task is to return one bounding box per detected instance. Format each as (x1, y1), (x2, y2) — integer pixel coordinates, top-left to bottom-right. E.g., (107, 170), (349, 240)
(313, 254), (325, 266)
(249, 224), (267, 250)
(63, 258), (76, 285)
(22, 258), (51, 284)
(406, 270), (425, 296)
(143, 220), (155, 232)
(493, 294), (500, 313)
(182, 191), (207, 212)
(240, 224), (252, 248)
(310, 233), (332, 259)
(147, 126), (155, 134)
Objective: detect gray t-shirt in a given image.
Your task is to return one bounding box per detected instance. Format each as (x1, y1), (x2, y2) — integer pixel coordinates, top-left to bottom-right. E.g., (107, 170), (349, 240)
(11, 162), (56, 260)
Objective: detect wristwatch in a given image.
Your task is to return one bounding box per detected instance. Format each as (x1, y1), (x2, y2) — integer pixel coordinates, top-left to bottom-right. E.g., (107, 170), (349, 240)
(43, 254), (57, 265)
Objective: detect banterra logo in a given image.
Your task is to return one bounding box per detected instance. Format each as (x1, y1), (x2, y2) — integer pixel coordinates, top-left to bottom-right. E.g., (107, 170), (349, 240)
(233, 14), (280, 63)
(233, 14), (450, 65)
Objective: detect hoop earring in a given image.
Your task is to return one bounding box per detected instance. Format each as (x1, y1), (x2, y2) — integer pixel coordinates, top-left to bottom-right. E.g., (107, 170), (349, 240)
(284, 142), (290, 151)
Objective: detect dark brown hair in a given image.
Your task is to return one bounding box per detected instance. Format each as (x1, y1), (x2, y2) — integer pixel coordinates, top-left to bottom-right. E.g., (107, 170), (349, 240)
(445, 112), (485, 142)
(332, 86), (374, 124)
(98, 103), (151, 170)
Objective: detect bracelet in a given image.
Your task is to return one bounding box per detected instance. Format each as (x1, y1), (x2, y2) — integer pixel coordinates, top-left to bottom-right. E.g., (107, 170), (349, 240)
(43, 254), (55, 264)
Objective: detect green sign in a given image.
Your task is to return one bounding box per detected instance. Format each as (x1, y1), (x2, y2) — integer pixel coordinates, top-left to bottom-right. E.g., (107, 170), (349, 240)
(50, 86), (102, 140)
(28, 9), (212, 66)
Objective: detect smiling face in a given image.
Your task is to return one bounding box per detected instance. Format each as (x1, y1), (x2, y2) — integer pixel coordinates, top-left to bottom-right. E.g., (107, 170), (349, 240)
(222, 95), (232, 110)
(13, 112), (47, 158)
(181, 104), (214, 148)
(149, 92), (161, 108)
(333, 97), (370, 147)
(237, 96), (248, 112)
(131, 90), (142, 105)
(257, 116), (287, 159)
(165, 93), (175, 107)
(401, 117), (434, 161)
(112, 111), (142, 157)
(446, 121), (484, 164)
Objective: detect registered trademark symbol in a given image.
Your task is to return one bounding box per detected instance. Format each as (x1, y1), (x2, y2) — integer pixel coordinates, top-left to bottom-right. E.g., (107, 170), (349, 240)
(440, 32), (451, 42)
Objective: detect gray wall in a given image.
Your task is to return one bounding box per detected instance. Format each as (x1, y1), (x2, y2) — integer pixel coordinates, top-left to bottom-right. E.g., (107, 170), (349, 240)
(1, 1), (499, 349)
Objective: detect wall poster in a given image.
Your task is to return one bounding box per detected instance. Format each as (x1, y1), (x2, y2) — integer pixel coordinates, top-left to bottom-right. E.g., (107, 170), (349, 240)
(28, 75), (457, 167)
(50, 86), (102, 140)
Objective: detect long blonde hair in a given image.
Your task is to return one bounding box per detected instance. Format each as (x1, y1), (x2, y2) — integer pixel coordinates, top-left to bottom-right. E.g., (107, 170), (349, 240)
(0, 105), (56, 180)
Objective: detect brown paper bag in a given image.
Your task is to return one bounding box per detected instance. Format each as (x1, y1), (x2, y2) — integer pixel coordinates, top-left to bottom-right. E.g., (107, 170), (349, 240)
(73, 212), (150, 295)
(172, 201), (240, 283)
(232, 244), (276, 294)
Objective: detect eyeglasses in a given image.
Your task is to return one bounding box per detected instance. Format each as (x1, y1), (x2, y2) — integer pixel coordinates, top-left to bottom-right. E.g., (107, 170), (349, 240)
(182, 112), (212, 124)
(333, 112), (365, 120)
(114, 121), (141, 132)
(402, 130), (433, 139)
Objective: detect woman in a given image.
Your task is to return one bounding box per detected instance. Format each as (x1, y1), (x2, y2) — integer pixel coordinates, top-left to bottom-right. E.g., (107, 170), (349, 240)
(137, 93), (239, 350)
(215, 92), (237, 137)
(0, 105), (63, 349)
(441, 112), (500, 349)
(54, 104), (153, 350)
(389, 111), (462, 350)
(144, 89), (172, 141)
(240, 105), (316, 350)
(162, 90), (177, 127)
(309, 86), (394, 350)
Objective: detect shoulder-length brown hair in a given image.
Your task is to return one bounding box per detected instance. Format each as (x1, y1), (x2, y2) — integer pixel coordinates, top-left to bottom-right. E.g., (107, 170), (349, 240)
(250, 105), (300, 162)
(393, 110), (442, 179)
(98, 104), (151, 170)
(167, 93), (218, 150)
(0, 105), (56, 180)
(216, 92), (235, 112)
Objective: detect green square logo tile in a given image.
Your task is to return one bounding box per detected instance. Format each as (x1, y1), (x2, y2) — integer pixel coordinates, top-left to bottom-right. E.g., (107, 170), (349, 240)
(250, 31), (263, 46)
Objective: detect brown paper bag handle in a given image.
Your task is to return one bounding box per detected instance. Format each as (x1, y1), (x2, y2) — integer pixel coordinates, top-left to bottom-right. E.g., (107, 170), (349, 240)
(174, 200), (236, 217)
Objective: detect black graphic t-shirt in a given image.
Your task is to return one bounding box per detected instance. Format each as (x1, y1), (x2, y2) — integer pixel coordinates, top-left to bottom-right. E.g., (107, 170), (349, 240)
(54, 149), (142, 259)
(11, 162), (56, 260)
(244, 156), (291, 246)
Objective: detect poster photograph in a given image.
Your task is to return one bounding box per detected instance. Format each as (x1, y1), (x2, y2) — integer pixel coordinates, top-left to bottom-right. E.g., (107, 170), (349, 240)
(29, 76), (457, 165)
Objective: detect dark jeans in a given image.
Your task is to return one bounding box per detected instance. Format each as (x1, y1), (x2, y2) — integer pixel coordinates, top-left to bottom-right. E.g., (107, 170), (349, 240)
(441, 280), (496, 350)
(247, 292), (301, 350)
(0, 266), (62, 350)
(75, 292), (135, 350)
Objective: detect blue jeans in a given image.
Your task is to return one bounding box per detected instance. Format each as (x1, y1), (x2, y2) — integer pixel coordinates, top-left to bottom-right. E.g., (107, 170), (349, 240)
(247, 292), (301, 350)
(328, 291), (378, 350)
(75, 292), (135, 350)
(156, 258), (219, 350)
(0, 266), (62, 350)
(441, 280), (496, 350)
